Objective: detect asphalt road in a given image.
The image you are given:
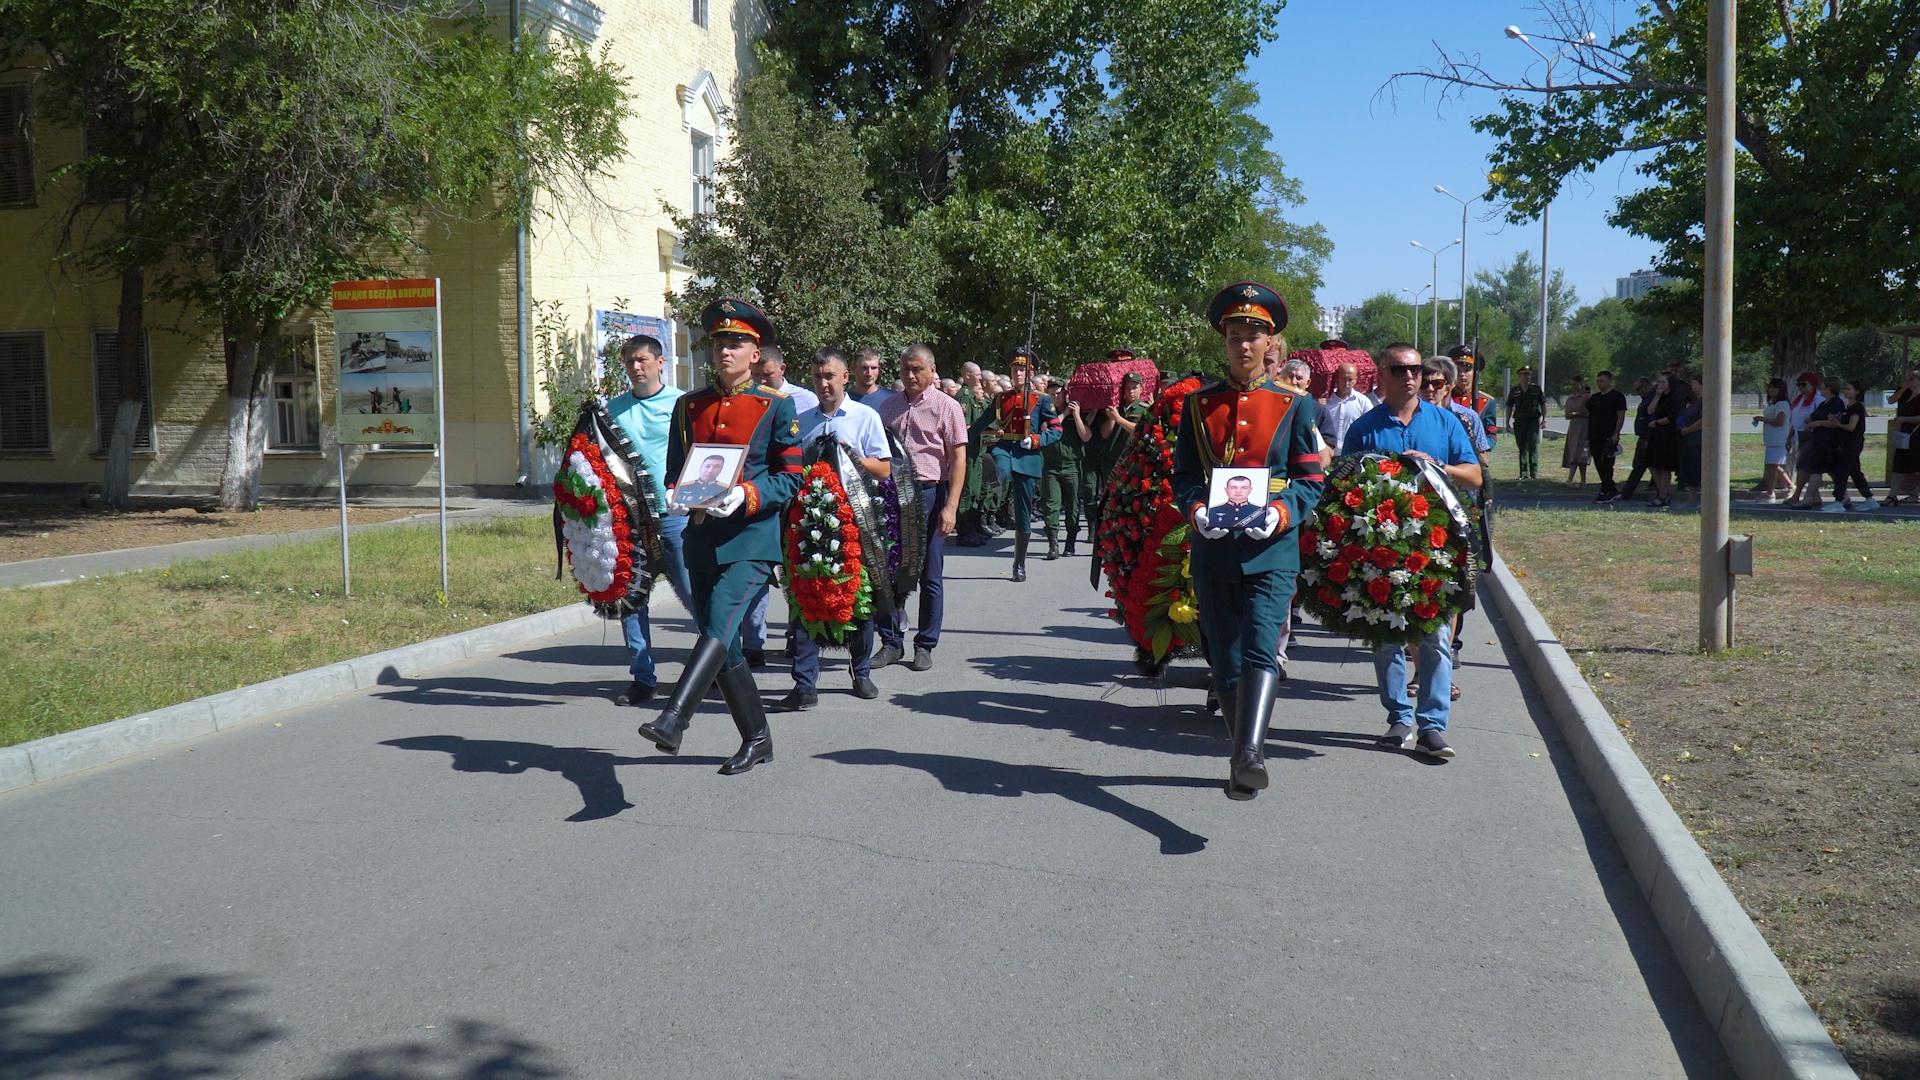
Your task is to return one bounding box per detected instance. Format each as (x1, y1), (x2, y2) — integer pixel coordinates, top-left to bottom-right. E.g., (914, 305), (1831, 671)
(0, 539), (1729, 1079)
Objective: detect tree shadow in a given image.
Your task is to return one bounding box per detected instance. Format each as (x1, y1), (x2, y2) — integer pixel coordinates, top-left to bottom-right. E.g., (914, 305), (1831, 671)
(0, 957), (567, 1079)
(817, 748), (1215, 855)
(500, 643), (645, 668)
(0, 956), (280, 1078)
(381, 736), (721, 822)
(371, 665), (637, 709)
(1856, 979), (1920, 1078)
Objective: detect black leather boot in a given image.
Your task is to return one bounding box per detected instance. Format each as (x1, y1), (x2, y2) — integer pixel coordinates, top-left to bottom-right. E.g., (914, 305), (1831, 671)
(1044, 527), (1060, 560)
(1214, 684), (1238, 742)
(1063, 524), (1077, 556)
(716, 662), (772, 775)
(1012, 534), (1028, 581)
(1227, 669), (1278, 799)
(639, 635), (729, 754)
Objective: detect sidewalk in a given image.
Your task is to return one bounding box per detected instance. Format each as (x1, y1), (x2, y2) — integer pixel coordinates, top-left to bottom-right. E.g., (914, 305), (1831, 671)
(0, 543), (1731, 1078)
(0, 497), (549, 589)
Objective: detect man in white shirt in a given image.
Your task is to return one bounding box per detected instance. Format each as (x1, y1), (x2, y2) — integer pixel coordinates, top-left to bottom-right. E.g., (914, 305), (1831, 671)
(777, 348), (892, 710)
(1318, 361), (1374, 456)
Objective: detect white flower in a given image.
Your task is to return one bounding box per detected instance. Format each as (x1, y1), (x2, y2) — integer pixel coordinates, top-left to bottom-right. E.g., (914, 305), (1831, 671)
(811, 553), (826, 564)
(830, 538), (841, 551)
(1343, 587), (1361, 603)
(1361, 564), (1381, 581)
(809, 529), (821, 541)
(1394, 591), (1412, 609)
(1441, 578), (1461, 594)
(1389, 569), (1412, 585)
(1386, 612), (1409, 630)
(1300, 568), (1320, 585)
(1316, 540), (1338, 560)
(1433, 551), (1455, 569)
(1344, 605), (1367, 621)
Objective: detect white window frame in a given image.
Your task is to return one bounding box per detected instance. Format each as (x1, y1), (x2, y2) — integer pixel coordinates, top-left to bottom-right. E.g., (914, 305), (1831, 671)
(268, 326), (321, 451)
(691, 0), (708, 27)
(0, 330), (52, 453)
(91, 329), (155, 454)
(690, 130), (715, 217)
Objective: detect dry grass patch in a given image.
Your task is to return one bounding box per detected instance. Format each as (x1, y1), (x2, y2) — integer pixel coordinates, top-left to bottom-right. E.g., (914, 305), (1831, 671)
(0, 504), (419, 563)
(1500, 508), (1919, 1078)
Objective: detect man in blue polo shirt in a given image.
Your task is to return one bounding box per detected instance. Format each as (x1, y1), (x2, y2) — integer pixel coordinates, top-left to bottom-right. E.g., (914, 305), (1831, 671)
(1343, 343), (1482, 760)
(604, 334), (690, 707)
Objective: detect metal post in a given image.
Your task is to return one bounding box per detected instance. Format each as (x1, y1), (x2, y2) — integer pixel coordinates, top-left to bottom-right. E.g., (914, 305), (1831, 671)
(1458, 202), (1470, 344)
(1539, 205), (1551, 395)
(1700, 0), (1736, 652)
(1430, 248), (1442, 350)
(336, 440), (351, 597)
(434, 277), (449, 598)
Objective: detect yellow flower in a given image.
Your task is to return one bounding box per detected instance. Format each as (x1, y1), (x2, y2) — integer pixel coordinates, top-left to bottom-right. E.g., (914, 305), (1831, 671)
(1168, 598), (1199, 624)
(1181, 556), (1192, 580)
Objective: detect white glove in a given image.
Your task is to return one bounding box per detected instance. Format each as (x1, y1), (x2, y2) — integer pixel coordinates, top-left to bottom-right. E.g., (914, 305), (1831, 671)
(1019, 435), (1036, 450)
(706, 485), (747, 518)
(1192, 504), (1230, 541)
(1243, 505), (1282, 541)
(664, 491), (692, 517)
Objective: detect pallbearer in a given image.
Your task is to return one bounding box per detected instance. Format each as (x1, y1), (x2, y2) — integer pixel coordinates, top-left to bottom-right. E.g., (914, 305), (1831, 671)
(968, 347), (1059, 581)
(1173, 283), (1324, 800)
(639, 298), (803, 775)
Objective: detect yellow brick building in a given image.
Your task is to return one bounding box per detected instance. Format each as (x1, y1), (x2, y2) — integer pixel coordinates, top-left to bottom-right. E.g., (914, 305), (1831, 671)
(0, 0), (759, 497)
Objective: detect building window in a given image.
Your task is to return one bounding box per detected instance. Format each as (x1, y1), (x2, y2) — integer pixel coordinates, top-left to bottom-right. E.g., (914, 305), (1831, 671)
(0, 82), (33, 208)
(269, 328), (321, 450)
(0, 332), (51, 452)
(92, 329), (155, 453)
(82, 111), (134, 205)
(691, 0), (708, 28)
(691, 131), (715, 216)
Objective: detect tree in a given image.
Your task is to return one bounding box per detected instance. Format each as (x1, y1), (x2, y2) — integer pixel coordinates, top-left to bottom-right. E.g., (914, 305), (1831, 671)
(1564, 296), (1697, 384)
(669, 73), (945, 362)
(6, 0), (627, 509)
(1338, 292), (1422, 357)
(1471, 250), (1578, 358)
(1402, 0), (1920, 376)
(1817, 327), (1908, 395)
(767, 0), (1326, 375)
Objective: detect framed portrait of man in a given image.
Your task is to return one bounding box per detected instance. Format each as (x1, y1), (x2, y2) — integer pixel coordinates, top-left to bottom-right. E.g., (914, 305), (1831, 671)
(670, 444), (746, 509)
(1205, 467), (1271, 532)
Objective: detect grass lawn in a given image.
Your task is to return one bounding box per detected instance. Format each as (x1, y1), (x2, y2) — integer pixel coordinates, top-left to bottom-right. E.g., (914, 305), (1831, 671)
(1480, 432), (1893, 500)
(1498, 508), (1919, 1078)
(0, 515), (578, 748)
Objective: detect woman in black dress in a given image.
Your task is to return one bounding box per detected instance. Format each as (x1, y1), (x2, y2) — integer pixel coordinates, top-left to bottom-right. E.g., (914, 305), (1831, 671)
(1889, 367), (1920, 505)
(1642, 374), (1688, 507)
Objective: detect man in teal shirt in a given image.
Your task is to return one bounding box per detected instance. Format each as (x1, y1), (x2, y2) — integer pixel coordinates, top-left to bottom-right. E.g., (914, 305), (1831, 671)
(604, 335), (690, 706)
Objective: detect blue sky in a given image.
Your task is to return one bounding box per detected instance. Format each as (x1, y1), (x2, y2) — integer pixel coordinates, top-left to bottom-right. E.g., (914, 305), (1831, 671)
(1248, 0), (1662, 314)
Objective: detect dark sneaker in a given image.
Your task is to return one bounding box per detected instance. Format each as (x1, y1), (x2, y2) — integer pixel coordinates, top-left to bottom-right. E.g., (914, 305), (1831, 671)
(1275, 663), (1290, 683)
(1377, 722), (1415, 749)
(907, 646), (933, 671)
(745, 649), (767, 668)
(775, 688), (818, 712)
(614, 680), (655, 706)
(872, 643), (903, 670)
(1416, 730), (1456, 760)
(851, 677), (879, 700)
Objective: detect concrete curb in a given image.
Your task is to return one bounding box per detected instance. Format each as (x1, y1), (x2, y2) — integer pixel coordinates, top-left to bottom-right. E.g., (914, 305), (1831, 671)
(1483, 554), (1855, 1080)
(0, 603), (604, 795)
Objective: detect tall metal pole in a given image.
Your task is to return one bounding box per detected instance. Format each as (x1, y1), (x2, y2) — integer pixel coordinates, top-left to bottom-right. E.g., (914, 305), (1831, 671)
(1700, 0), (1736, 651)
(1430, 248), (1442, 350)
(1457, 202), (1470, 344)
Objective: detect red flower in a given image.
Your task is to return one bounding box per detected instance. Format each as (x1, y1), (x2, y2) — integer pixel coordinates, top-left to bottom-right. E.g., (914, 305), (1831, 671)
(1375, 500), (1398, 523)
(1317, 586), (1342, 607)
(1366, 577), (1393, 604)
(1323, 513), (1347, 540)
(1412, 601), (1440, 620)
(1368, 546), (1398, 569)
(1404, 551), (1430, 573)
(1428, 527), (1448, 549)
(1327, 561), (1352, 584)
(1378, 460), (1403, 476)
(1409, 495), (1430, 518)
(1298, 528), (1318, 554)
(1340, 543), (1366, 564)
(1343, 489), (1365, 509)
(1420, 577), (1443, 596)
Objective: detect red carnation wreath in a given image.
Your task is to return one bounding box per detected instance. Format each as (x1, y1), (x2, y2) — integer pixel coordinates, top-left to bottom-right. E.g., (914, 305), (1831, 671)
(554, 431), (636, 604)
(1297, 454), (1474, 647)
(784, 461), (876, 644)
(1096, 375), (1206, 663)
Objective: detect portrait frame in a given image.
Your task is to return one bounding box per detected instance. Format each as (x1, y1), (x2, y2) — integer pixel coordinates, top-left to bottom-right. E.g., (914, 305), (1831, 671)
(670, 443), (747, 509)
(1205, 467), (1271, 532)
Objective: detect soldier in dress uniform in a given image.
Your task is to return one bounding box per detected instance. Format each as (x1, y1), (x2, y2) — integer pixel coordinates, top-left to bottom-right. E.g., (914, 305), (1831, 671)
(968, 348), (1060, 581)
(638, 298), (804, 776)
(1173, 282), (1325, 800)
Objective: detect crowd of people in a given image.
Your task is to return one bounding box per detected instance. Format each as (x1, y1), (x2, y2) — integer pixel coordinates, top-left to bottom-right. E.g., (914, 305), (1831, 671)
(577, 285), (1513, 802)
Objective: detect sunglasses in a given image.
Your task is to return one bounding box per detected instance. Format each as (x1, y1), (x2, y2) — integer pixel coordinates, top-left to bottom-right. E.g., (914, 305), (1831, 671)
(1422, 378), (1448, 389)
(1387, 365), (1424, 377)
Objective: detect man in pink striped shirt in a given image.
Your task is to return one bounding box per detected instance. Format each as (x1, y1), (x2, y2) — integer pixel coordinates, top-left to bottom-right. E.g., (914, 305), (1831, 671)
(873, 344), (968, 672)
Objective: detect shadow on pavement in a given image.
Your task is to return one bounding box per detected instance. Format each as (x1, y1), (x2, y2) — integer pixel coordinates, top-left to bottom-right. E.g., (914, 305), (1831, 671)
(381, 736), (721, 822)
(0, 957), (566, 1079)
(816, 748), (1214, 855)
(501, 643), (639, 667)
(372, 668), (617, 709)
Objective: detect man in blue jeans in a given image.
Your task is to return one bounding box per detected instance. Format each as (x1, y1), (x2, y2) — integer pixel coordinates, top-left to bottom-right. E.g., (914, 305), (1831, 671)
(872, 344), (968, 672)
(1342, 343), (1483, 760)
(604, 334), (692, 705)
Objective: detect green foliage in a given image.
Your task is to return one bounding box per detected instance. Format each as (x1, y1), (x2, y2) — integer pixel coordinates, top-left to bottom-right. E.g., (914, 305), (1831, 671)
(669, 73), (944, 362)
(528, 300), (626, 449)
(1470, 250), (1578, 354)
(764, 0), (1327, 377)
(1564, 297), (1698, 385)
(1457, 1), (1920, 374)
(1816, 327), (1909, 395)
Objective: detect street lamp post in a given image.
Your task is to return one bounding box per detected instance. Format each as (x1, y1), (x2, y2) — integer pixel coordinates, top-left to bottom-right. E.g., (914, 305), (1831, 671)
(1435, 185), (1481, 345)
(1505, 25), (1593, 398)
(1411, 240), (1460, 355)
(1411, 283), (1434, 355)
